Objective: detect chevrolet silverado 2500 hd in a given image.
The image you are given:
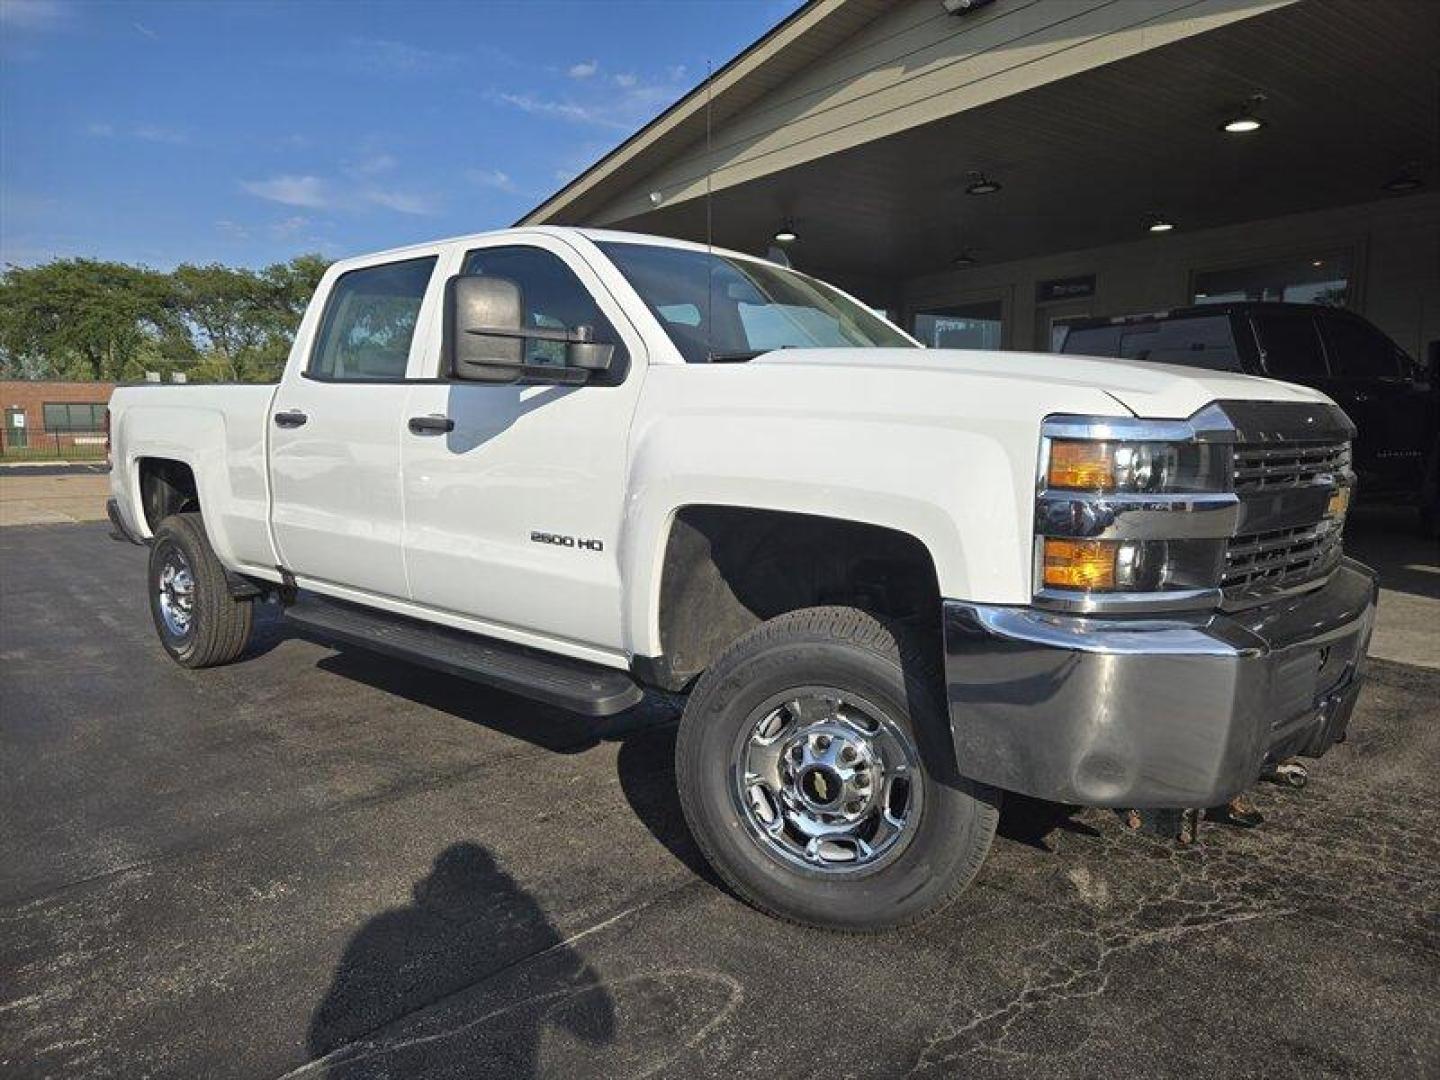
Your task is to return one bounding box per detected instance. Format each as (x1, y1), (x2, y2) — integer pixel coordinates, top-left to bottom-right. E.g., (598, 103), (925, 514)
(107, 228), (1378, 930)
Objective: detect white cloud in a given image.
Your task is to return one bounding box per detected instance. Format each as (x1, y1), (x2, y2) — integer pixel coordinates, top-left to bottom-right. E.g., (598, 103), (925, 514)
(667, 64), (688, 83)
(493, 92), (627, 131)
(345, 36), (458, 75)
(0, 1), (71, 31)
(492, 70), (685, 134)
(216, 219), (252, 242)
(467, 168), (521, 195)
(270, 215), (312, 238)
(567, 59), (598, 79)
(133, 125), (187, 144)
(347, 153), (397, 176)
(241, 175), (329, 209)
(85, 122), (187, 144)
(133, 22), (157, 39)
(362, 189), (434, 215)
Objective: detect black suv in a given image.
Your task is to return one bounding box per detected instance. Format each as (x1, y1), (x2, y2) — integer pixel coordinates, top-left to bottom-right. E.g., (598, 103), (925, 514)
(1058, 303), (1438, 518)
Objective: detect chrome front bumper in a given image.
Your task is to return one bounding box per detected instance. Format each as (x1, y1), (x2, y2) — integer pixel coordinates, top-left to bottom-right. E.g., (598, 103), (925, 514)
(942, 559), (1379, 809)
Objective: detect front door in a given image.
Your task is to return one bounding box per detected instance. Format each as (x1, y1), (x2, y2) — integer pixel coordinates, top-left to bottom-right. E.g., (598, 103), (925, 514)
(4, 407), (26, 450)
(1314, 310), (1432, 496)
(400, 238), (645, 655)
(268, 254), (439, 599)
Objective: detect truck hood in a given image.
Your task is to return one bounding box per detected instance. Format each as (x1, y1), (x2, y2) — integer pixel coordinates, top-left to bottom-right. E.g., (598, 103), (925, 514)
(753, 347), (1333, 420)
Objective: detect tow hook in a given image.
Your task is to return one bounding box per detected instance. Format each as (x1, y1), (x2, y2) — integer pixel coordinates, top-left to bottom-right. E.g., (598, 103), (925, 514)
(1121, 807), (1202, 845)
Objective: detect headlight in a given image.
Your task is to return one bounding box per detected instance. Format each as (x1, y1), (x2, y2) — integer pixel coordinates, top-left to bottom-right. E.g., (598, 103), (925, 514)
(1041, 537), (1224, 593)
(1046, 439), (1224, 493)
(1034, 416), (1238, 612)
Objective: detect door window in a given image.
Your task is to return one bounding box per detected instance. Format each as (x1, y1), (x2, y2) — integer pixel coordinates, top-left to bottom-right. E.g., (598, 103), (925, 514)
(1319, 315), (1403, 379)
(1252, 313), (1329, 379)
(461, 245), (627, 378)
(309, 256), (437, 380)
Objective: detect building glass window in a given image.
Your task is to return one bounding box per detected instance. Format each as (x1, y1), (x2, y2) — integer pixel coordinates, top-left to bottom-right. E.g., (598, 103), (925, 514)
(912, 301), (1004, 350)
(42, 402), (107, 431)
(1193, 252), (1351, 307)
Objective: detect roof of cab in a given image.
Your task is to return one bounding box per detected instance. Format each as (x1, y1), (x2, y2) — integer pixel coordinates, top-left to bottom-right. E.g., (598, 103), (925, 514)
(324, 226), (758, 274)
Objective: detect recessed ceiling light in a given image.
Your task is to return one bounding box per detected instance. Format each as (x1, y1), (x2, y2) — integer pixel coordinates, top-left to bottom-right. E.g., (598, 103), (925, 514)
(952, 253), (977, 268)
(1221, 92), (1267, 135)
(1148, 219), (1175, 233)
(1312, 259), (1324, 268)
(965, 173), (1001, 196)
(1221, 116), (1264, 134)
(772, 223), (798, 243)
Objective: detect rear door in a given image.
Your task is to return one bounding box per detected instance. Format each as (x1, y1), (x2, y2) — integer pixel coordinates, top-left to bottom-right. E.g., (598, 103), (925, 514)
(1315, 310), (1431, 494)
(268, 254), (439, 599)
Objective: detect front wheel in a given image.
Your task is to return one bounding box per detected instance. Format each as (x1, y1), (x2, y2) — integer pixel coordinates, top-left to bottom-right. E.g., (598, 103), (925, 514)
(148, 512), (254, 668)
(676, 607), (1000, 931)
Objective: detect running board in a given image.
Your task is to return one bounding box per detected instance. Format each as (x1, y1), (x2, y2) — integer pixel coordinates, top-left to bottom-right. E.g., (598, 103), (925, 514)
(285, 594), (644, 717)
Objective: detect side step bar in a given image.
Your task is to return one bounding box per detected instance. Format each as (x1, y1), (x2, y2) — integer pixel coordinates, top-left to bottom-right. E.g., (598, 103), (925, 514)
(285, 594), (644, 717)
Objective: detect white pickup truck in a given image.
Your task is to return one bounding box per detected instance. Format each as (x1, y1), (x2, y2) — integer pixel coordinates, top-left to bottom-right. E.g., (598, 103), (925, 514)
(108, 227), (1378, 930)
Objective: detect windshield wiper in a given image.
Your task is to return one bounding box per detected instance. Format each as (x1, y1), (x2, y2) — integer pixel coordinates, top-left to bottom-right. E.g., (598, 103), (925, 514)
(708, 346), (792, 363)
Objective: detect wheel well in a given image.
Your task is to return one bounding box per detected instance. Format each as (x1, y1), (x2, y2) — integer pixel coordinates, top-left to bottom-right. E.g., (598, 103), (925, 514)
(651, 506), (941, 690)
(138, 458), (199, 532)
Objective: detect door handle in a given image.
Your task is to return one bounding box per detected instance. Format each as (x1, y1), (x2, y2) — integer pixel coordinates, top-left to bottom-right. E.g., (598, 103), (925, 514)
(274, 409), (308, 428)
(408, 415), (455, 434)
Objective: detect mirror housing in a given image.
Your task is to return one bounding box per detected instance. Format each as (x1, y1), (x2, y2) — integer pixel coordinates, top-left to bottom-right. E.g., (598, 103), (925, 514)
(448, 274), (525, 383)
(446, 273), (616, 383)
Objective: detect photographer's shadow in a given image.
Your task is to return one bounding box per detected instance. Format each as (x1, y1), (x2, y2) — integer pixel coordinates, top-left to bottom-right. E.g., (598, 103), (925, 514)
(306, 841), (615, 1077)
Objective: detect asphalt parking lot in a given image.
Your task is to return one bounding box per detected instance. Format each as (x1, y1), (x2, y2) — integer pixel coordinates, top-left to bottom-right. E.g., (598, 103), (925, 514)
(2, 511), (1437, 1078)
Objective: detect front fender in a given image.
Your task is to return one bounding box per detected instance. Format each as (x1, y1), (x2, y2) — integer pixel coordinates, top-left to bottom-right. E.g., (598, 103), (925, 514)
(619, 408), (1027, 658)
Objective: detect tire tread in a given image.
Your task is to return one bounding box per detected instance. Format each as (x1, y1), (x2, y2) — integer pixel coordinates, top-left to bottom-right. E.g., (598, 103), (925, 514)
(677, 605), (999, 933)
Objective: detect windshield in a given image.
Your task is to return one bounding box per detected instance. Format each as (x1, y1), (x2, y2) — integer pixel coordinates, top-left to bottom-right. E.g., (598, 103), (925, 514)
(597, 241), (915, 363)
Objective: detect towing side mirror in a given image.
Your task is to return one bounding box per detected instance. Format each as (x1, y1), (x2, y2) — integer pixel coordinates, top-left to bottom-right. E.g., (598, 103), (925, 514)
(447, 274), (525, 383)
(445, 273), (616, 383)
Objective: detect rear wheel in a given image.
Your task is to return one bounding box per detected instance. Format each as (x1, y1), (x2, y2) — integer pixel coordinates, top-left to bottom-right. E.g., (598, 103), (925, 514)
(676, 606), (1000, 931)
(148, 512), (254, 668)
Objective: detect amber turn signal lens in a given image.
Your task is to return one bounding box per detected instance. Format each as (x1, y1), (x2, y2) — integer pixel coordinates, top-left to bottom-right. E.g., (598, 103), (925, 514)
(1043, 538), (1118, 590)
(1048, 440), (1115, 491)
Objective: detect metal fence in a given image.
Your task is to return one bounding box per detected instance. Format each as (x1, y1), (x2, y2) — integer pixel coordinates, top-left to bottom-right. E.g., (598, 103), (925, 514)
(0, 425), (108, 462)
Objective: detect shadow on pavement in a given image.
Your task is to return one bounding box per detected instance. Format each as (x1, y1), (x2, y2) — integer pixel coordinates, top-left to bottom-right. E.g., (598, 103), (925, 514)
(305, 841), (615, 1077)
(1344, 506), (1439, 601)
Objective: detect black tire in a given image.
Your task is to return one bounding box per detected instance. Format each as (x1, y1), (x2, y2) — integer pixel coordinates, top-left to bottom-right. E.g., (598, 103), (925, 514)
(676, 606), (1000, 931)
(148, 512), (254, 669)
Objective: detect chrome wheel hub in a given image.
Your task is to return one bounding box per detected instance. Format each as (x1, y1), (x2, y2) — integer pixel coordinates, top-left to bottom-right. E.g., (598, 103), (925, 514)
(733, 690), (922, 873)
(157, 550), (196, 638)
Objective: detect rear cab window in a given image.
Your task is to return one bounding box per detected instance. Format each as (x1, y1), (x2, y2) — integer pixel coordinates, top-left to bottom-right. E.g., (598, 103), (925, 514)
(309, 256), (437, 380)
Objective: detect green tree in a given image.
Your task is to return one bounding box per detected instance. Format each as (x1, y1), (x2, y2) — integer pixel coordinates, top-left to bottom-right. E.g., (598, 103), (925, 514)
(0, 259), (180, 380)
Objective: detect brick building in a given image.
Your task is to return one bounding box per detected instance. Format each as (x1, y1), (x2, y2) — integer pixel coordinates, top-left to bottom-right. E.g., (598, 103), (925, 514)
(1, 380), (116, 458)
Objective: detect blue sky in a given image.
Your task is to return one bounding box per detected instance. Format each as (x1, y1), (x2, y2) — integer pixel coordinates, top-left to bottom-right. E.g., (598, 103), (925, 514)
(0, 0), (798, 269)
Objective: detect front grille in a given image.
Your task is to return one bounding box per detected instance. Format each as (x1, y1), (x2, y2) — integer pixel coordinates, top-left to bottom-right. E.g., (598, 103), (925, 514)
(1233, 441), (1350, 492)
(1222, 519), (1344, 595)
